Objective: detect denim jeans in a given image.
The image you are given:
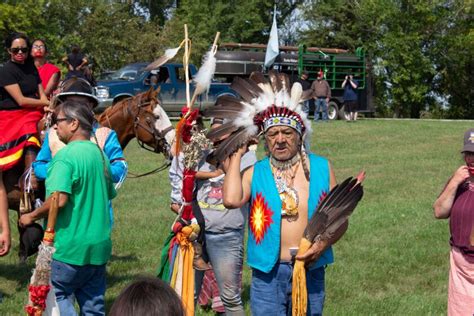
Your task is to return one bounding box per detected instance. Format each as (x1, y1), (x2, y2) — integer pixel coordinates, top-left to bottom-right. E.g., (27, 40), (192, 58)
(251, 262), (325, 316)
(302, 100), (310, 117)
(51, 260), (106, 316)
(204, 230), (244, 316)
(314, 98), (328, 122)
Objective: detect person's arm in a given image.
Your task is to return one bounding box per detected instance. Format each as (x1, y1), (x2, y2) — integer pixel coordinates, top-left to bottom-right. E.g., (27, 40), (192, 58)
(325, 81), (331, 101)
(76, 57), (88, 71)
(195, 168), (224, 180)
(310, 81), (316, 99)
(349, 76), (358, 89)
(62, 56), (74, 72)
(18, 192), (68, 227)
(32, 133), (52, 181)
(433, 166), (469, 219)
(103, 131), (127, 184)
(0, 174), (11, 256)
(342, 76), (348, 88)
(44, 71), (60, 97)
(3, 83), (49, 108)
(222, 146), (253, 209)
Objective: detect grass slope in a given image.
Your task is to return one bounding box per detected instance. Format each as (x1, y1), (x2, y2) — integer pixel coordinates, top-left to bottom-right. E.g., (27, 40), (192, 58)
(0, 119), (472, 315)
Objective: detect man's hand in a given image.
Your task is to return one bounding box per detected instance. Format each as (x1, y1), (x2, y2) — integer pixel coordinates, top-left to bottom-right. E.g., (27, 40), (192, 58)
(451, 165), (470, 186)
(19, 213), (35, 227)
(68, 64), (74, 71)
(0, 231), (11, 256)
(326, 97), (330, 104)
(295, 239), (329, 266)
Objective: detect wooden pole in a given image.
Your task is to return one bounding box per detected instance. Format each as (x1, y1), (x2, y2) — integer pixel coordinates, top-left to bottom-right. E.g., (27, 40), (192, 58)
(184, 24), (191, 109)
(43, 191), (60, 246)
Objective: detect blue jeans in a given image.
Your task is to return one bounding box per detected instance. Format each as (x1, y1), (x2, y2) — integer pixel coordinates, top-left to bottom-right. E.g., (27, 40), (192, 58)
(204, 230), (244, 316)
(51, 260), (106, 316)
(314, 98), (328, 122)
(302, 100), (310, 117)
(251, 263), (325, 316)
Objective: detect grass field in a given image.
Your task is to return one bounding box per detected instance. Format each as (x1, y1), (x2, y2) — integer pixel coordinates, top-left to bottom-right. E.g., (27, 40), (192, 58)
(0, 119), (472, 315)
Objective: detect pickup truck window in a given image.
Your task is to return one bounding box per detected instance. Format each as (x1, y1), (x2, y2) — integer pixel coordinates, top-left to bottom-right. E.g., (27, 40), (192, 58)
(174, 66), (192, 83)
(157, 67), (170, 83)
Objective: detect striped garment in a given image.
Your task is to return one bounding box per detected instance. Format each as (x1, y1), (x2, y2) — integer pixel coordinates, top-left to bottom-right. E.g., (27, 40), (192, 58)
(0, 109), (43, 171)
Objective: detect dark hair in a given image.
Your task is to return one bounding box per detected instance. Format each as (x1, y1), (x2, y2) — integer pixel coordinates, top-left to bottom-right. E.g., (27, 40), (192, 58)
(5, 32), (30, 49)
(71, 44), (80, 54)
(56, 100), (95, 137)
(32, 38), (48, 52)
(109, 277), (185, 316)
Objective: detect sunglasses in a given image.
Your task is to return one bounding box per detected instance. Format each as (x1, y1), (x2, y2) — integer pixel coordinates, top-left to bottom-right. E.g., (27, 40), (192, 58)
(32, 44), (45, 49)
(51, 115), (70, 125)
(10, 47), (29, 54)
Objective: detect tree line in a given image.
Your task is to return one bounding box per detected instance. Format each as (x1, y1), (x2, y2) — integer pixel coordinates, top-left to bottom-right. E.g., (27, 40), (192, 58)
(0, 0), (471, 118)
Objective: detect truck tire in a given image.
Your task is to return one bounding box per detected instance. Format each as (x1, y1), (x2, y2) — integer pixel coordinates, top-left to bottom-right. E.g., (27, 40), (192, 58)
(328, 101), (339, 120)
(338, 104), (351, 121)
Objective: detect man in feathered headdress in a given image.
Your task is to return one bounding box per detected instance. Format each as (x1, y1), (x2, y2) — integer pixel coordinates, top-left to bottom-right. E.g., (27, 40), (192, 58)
(205, 71), (349, 315)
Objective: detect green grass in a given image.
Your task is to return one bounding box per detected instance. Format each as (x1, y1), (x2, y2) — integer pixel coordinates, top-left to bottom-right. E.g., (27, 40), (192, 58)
(1, 119), (472, 315)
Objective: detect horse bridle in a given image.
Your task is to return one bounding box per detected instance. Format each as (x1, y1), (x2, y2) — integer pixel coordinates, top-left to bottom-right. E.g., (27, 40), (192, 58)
(129, 97), (173, 158)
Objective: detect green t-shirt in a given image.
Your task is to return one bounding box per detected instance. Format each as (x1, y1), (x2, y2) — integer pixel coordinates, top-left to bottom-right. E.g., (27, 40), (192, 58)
(46, 140), (117, 265)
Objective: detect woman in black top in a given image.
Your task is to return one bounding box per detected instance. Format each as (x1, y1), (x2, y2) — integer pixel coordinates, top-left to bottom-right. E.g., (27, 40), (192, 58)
(0, 32), (49, 171)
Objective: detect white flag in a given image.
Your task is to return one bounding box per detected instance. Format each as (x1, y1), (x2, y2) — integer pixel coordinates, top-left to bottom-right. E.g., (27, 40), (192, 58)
(264, 6), (279, 68)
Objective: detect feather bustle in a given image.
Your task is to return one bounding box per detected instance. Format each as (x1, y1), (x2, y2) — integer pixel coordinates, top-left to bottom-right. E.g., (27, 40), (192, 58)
(206, 122), (239, 140)
(304, 177), (364, 242)
(213, 127), (255, 161)
(203, 103), (245, 119)
(268, 70), (282, 94)
(230, 77), (262, 102)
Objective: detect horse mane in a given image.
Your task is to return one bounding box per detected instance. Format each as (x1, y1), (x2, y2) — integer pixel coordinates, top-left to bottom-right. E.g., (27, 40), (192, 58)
(96, 86), (160, 123)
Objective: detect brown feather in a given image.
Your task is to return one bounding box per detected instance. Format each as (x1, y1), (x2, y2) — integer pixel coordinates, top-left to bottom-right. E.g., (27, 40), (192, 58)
(278, 73), (291, 95)
(249, 72), (267, 86)
(145, 55), (169, 71)
(304, 177), (364, 242)
(213, 127), (252, 161)
(268, 70), (282, 93)
(230, 77), (263, 102)
(214, 95), (243, 108)
(206, 122), (239, 141)
(203, 103), (245, 120)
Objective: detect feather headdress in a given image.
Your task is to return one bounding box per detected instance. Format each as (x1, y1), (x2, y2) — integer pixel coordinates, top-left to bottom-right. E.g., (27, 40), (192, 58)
(204, 70), (311, 161)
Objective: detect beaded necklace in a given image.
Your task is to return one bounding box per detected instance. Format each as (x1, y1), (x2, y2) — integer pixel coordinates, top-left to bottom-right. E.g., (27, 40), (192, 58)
(270, 154), (300, 216)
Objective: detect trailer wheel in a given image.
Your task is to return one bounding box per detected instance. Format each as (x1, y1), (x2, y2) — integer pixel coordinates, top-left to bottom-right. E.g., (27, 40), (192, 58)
(338, 104), (351, 121)
(328, 101), (339, 120)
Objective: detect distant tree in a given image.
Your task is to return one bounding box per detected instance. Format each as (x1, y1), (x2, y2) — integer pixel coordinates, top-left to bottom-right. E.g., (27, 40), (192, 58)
(300, 0), (470, 118)
(158, 0), (301, 66)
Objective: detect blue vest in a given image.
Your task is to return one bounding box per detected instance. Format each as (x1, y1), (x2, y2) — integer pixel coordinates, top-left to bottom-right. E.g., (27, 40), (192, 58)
(247, 153), (334, 273)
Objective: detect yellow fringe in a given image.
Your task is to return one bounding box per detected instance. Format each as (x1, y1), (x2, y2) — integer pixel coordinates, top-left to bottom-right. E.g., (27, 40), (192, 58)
(292, 238), (312, 316)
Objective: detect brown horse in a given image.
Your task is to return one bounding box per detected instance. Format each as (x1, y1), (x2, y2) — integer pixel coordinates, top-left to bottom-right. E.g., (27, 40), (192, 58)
(96, 86), (175, 156)
(4, 86), (175, 258)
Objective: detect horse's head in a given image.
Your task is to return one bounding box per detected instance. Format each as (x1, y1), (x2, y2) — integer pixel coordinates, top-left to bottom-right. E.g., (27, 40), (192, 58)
(132, 87), (175, 158)
(97, 87), (175, 158)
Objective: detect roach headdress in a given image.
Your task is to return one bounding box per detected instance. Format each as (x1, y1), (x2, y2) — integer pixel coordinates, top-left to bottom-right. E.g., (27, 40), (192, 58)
(204, 70), (312, 161)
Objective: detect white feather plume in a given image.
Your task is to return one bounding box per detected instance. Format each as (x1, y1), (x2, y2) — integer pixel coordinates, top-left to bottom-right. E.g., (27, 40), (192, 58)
(145, 47), (181, 71)
(193, 51), (217, 96)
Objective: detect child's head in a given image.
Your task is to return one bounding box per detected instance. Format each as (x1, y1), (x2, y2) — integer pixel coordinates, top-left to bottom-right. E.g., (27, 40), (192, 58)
(109, 277), (184, 316)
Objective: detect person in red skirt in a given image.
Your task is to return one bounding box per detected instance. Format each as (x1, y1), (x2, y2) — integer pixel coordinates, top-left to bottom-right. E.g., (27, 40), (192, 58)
(0, 32), (49, 173)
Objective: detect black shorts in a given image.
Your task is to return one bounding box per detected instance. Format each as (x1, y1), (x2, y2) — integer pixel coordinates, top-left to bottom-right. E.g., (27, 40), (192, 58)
(344, 100), (358, 112)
